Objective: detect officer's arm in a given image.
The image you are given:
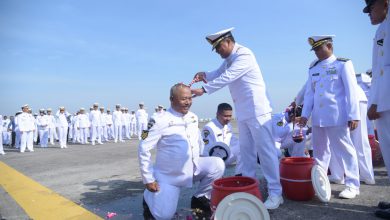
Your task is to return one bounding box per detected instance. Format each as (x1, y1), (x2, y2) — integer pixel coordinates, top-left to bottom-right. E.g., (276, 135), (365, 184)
(203, 53), (252, 94)
(301, 77), (314, 126)
(341, 61), (360, 122)
(205, 62), (226, 82)
(138, 120), (162, 186)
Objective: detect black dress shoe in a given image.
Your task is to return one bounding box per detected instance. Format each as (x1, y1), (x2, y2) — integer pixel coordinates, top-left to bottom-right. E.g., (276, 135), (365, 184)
(143, 198), (155, 220)
(375, 208), (390, 219)
(379, 202), (390, 210)
(191, 196), (211, 219)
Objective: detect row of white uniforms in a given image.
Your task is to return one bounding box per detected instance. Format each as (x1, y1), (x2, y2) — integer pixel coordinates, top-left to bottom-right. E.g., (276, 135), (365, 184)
(138, 108), (225, 220)
(200, 118), (243, 174)
(302, 54), (361, 190)
(202, 43), (282, 197)
(370, 15), (390, 180)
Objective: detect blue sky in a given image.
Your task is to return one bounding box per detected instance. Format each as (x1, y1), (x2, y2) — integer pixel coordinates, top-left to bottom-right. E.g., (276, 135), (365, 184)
(0, 0), (376, 118)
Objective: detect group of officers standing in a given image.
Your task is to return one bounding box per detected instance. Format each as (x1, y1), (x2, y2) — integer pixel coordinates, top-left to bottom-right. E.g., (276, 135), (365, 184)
(138, 0), (390, 219)
(0, 102), (162, 154)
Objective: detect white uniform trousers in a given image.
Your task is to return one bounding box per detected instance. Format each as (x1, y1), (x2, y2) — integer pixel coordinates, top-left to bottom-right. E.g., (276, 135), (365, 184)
(107, 124), (114, 140)
(352, 102), (374, 182)
(79, 128), (89, 144)
(33, 128), (38, 142)
(130, 122), (137, 137)
(73, 127), (80, 143)
(58, 126), (68, 148)
(91, 125), (102, 144)
(239, 113), (282, 197)
(376, 110), (390, 181)
(38, 128), (49, 148)
(100, 126), (108, 141)
(3, 131), (11, 145)
(329, 103), (375, 183)
(123, 124), (131, 139)
(20, 131), (33, 152)
(114, 124), (122, 142)
(313, 126), (360, 189)
(15, 131), (21, 149)
(144, 157), (225, 220)
(48, 127), (57, 145)
(367, 117), (375, 136)
(137, 122), (148, 140)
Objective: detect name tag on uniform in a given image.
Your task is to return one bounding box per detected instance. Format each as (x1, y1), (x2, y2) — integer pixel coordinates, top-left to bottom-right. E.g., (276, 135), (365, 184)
(312, 73), (320, 76)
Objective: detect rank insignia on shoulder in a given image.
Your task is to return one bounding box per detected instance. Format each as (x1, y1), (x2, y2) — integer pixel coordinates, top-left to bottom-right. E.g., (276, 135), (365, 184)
(203, 129), (210, 138)
(312, 73), (320, 76)
(337, 57), (350, 62)
(141, 130), (149, 140)
(203, 139), (209, 145)
(277, 121), (283, 126)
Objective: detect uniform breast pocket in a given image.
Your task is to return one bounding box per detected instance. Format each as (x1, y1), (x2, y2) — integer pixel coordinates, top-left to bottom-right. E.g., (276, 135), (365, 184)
(311, 76), (320, 90)
(328, 74), (339, 92)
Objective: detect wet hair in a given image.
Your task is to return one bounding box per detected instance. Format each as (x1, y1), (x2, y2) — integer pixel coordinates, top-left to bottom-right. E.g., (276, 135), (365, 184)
(217, 103), (232, 114)
(170, 83), (190, 99)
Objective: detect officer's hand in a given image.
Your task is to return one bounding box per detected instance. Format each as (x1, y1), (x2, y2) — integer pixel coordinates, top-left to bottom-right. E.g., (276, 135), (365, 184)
(367, 104), (381, 120)
(298, 117), (308, 127)
(193, 72), (207, 83)
(191, 88), (205, 98)
(348, 120), (359, 131)
(145, 181), (160, 192)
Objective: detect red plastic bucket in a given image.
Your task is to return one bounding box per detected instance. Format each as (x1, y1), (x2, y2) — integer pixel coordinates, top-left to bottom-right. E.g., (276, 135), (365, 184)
(280, 157), (315, 201)
(369, 135), (384, 166)
(210, 176), (262, 212)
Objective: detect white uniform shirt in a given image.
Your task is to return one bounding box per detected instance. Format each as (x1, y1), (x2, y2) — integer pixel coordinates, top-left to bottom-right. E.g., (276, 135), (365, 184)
(100, 112), (107, 126)
(113, 110), (122, 125)
(105, 114), (113, 125)
(130, 113), (136, 124)
(204, 43), (273, 121)
(36, 115), (49, 129)
(201, 118), (237, 155)
(76, 114), (90, 128)
(56, 111), (69, 127)
(136, 109), (148, 123)
(356, 73), (371, 99)
(17, 112), (35, 132)
(46, 115), (55, 129)
(302, 55), (360, 127)
(2, 118), (10, 132)
(370, 17), (390, 112)
(138, 108), (201, 187)
(89, 110), (101, 127)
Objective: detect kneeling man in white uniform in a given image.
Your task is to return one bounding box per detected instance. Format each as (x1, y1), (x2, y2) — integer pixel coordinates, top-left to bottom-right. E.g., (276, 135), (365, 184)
(138, 83), (225, 220)
(201, 103), (242, 175)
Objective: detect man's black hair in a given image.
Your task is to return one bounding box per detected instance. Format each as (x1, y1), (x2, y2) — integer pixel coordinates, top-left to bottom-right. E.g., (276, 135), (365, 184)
(217, 103), (232, 113)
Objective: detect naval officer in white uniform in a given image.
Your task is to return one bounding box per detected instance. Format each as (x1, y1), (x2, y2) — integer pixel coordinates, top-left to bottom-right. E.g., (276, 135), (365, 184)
(136, 102), (149, 140)
(89, 103), (103, 145)
(299, 35), (361, 199)
(201, 103), (243, 175)
(191, 27), (282, 209)
(113, 104), (123, 143)
(363, 0), (390, 217)
(18, 104), (35, 153)
(139, 83), (225, 220)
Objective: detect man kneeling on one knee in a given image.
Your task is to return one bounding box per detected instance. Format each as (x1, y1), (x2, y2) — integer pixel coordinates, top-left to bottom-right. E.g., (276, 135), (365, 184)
(138, 83), (225, 220)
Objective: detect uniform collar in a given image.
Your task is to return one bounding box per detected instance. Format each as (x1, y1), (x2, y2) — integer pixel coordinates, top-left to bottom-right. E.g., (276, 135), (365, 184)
(319, 54), (336, 64)
(168, 108), (187, 118)
(226, 43), (240, 60)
